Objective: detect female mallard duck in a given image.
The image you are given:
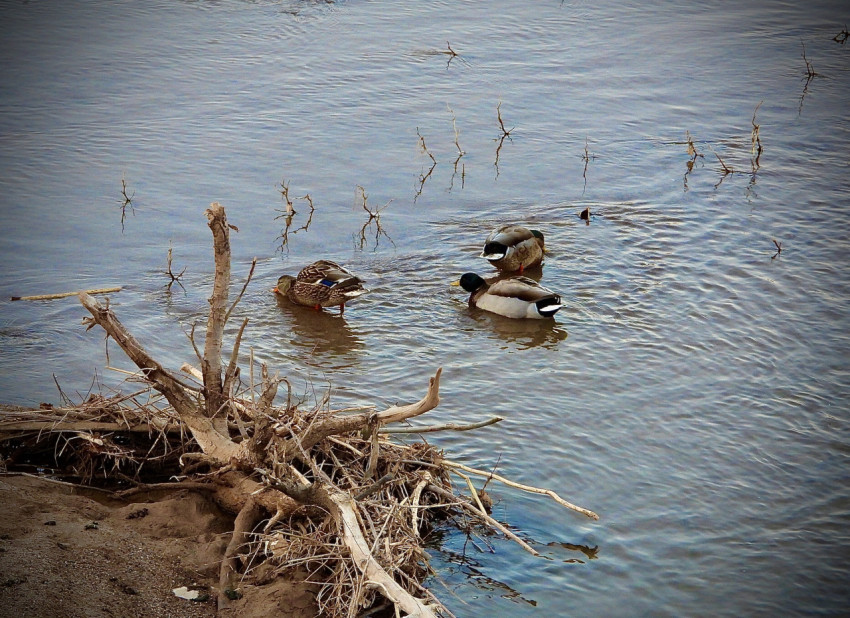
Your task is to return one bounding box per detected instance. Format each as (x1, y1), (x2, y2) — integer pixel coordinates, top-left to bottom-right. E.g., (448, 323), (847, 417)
(273, 260), (368, 314)
(480, 224), (545, 273)
(459, 272), (562, 319)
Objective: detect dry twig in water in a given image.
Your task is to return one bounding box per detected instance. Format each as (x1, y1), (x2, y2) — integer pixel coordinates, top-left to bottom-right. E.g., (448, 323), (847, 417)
(443, 40), (459, 68)
(682, 131), (704, 191)
(447, 104), (465, 188)
(276, 193), (316, 251)
(118, 172), (135, 232)
(493, 101), (514, 180)
(355, 185), (393, 250)
(496, 101), (514, 138)
(581, 137), (597, 195)
(278, 178), (296, 216)
(799, 40), (820, 115)
(415, 127), (437, 202)
(163, 242), (186, 291)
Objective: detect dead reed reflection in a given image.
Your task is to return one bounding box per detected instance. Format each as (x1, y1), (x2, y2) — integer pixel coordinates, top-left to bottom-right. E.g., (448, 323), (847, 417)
(415, 127), (437, 202)
(118, 172), (135, 233)
(493, 101), (514, 180)
(580, 137), (597, 195)
(355, 185), (393, 250)
(679, 101), (764, 193)
(798, 40), (820, 115)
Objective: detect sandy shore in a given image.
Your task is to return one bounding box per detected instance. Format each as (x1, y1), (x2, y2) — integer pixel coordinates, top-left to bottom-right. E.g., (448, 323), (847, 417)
(0, 474), (318, 618)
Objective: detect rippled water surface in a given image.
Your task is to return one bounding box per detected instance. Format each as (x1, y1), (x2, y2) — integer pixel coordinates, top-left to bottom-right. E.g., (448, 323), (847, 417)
(1, 0), (849, 615)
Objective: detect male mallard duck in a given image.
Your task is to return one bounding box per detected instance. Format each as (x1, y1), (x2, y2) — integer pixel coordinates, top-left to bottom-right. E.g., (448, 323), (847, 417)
(459, 272), (562, 319)
(480, 224), (545, 273)
(273, 260), (368, 314)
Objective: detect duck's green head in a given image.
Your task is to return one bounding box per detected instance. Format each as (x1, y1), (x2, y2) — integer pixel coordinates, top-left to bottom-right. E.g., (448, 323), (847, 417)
(530, 229), (544, 245)
(459, 273), (486, 293)
(273, 275), (296, 295)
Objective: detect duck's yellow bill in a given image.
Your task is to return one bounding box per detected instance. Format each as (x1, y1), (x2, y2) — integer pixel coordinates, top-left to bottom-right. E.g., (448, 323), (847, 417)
(450, 280), (461, 287)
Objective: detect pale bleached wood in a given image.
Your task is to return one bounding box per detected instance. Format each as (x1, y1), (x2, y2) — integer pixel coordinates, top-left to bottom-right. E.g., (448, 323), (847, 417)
(218, 497), (262, 610)
(428, 482), (540, 557)
(443, 459), (599, 520)
(410, 472), (432, 538)
(78, 292), (243, 464)
(279, 368), (442, 459)
(203, 201), (231, 419)
(11, 286), (121, 301)
(0, 420), (178, 434)
(380, 415), (503, 434)
(329, 486), (438, 617)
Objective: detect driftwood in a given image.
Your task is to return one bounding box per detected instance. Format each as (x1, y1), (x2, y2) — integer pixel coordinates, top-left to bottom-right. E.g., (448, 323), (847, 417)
(380, 416), (504, 434)
(10, 286), (122, 301)
(1, 201), (598, 617)
(74, 203), (446, 614)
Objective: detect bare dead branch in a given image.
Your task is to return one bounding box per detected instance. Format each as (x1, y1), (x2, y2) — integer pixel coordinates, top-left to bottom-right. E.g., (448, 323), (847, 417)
(219, 497), (262, 609)
(203, 202), (231, 420)
(11, 287), (122, 302)
(380, 416), (503, 434)
(443, 459), (599, 520)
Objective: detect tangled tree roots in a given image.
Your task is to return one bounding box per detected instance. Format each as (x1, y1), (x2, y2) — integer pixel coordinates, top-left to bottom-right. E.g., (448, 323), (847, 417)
(0, 203), (598, 617)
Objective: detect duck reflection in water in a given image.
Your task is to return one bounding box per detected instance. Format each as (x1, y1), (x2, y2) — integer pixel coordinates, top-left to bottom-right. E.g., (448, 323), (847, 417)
(274, 294), (365, 363)
(468, 309), (569, 350)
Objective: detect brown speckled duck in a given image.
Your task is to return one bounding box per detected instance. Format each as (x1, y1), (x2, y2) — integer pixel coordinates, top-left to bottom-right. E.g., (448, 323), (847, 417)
(273, 260), (368, 314)
(480, 224), (545, 273)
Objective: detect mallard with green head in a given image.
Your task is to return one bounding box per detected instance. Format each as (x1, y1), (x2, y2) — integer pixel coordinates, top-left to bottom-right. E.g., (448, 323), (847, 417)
(459, 272), (562, 319)
(480, 224), (545, 273)
(273, 260), (368, 314)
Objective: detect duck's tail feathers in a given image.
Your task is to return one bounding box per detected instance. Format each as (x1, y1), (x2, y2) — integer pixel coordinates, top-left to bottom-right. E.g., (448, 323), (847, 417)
(536, 299), (563, 317)
(481, 241), (507, 261)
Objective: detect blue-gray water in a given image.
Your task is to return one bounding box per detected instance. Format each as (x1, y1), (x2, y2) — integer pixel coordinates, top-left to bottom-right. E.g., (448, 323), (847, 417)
(1, 0), (849, 615)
